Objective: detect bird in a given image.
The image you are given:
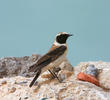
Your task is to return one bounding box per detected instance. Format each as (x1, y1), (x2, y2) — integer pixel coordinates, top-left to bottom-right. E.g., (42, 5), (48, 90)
(29, 32), (73, 87)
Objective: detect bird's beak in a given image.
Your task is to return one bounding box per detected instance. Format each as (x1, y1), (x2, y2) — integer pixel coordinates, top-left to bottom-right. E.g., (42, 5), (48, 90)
(68, 34), (73, 37)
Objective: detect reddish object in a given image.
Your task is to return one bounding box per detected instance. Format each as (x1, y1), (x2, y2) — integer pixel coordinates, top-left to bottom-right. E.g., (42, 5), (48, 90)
(77, 72), (100, 86)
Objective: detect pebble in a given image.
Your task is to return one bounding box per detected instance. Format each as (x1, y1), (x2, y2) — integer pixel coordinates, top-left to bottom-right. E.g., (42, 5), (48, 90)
(85, 65), (99, 77)
(41, 98), (48, 100)
(59, 73), (66, 81)
(1, 80), (7, 85)
(8, 87), (16, 93)
(16, 81), (28, 85)
(77, 64), (100, 86)
(77, 72), (100, 86)
(24, 97), (28, 99)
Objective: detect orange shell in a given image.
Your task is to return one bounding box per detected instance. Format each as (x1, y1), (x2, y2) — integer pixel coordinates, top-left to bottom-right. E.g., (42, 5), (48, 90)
(77, 72), (100, 86)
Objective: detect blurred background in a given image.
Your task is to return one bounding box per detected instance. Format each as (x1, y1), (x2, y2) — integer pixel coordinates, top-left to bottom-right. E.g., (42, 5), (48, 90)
(0, 0), (110, 66)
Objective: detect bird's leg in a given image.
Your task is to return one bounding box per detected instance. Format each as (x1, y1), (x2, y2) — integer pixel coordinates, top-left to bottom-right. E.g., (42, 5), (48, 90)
(48, 69), (55, 79)
(48, 69), (61, 82)
(52, 71), (62, 83)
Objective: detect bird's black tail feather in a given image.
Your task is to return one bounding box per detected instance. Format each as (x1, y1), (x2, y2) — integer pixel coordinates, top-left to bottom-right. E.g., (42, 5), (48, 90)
(29, 69), (41, 87)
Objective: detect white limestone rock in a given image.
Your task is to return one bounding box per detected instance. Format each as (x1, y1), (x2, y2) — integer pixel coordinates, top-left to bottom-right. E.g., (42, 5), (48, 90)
(0, 56), (110, 100)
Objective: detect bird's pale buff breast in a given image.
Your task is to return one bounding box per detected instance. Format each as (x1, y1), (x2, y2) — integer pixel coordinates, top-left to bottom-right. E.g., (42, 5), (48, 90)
(41, 52), (67, 73)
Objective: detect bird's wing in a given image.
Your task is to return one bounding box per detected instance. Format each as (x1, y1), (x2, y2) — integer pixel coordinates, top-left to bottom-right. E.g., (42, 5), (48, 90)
(29, 46), (67, 72)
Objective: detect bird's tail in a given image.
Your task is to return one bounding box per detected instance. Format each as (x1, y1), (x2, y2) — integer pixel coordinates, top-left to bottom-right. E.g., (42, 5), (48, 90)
(29, 69), (41, 87)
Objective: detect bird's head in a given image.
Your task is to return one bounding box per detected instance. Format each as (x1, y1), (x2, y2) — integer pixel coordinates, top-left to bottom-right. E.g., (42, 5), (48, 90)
(54, 32), (73, 45)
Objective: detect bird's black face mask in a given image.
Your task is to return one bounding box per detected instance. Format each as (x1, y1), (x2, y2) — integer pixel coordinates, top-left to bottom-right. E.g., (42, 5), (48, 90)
(56, 34), (72, 44)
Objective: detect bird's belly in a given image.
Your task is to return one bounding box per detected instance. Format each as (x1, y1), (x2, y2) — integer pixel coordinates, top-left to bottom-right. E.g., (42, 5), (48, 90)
(42, 55), (66, 73)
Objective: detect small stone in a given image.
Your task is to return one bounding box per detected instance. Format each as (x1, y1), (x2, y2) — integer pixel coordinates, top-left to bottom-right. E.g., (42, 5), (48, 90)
(77, 72), (100, 86)
(8, 87), (16, 93)
(19, 97), (21, 100)
(59, 59), (74, 71)
(1, 80), (7, 85)
(85, 65), (99, 77)
(41, 98), (48, 100)
(24, 97), (28, 99)
(16, 81), (27, 85)
(58, 70), (73, 81)
(59, 74), (66, 81)
(23, 56), (29, 60)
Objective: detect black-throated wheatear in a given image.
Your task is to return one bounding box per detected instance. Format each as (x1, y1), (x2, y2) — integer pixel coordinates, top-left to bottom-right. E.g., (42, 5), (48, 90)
(29, 32), (72, 87)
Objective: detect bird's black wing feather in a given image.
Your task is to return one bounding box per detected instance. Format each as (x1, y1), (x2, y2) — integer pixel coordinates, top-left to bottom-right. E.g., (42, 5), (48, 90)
(29, 46), (67, 72)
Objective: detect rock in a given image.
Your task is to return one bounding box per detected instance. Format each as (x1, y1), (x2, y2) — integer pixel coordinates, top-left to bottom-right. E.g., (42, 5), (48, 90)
(0, 55), (41, 77)
(24, 96), (28, 99)
(0, 80), (7, 85)
(0, 56), (110, 100)
(59, 58), (73, 71)
(77, 72), (100, 86)
(41, 98), (48, 100)
(75, 62), (110, 90)
(85, 64), (99, 77)
(58, 70), (73, 81)
(77, 64), (100, 86)
(8, 87), (16, 93)
(0, 55), (73, 78)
